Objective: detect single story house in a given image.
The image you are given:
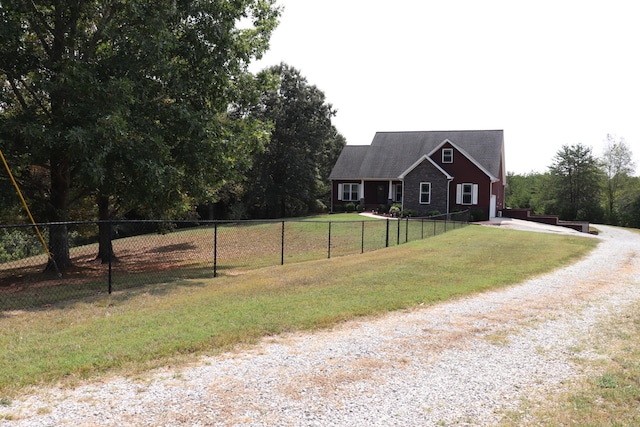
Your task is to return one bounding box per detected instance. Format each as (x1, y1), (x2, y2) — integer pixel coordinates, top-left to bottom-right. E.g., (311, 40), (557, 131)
(329, 130), (506, 219)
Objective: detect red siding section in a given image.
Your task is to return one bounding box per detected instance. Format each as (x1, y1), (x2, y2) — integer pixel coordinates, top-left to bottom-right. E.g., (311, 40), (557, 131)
(430, 142), (493, 218)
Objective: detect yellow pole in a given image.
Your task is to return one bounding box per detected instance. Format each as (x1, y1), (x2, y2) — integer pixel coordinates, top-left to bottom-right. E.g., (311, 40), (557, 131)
(0, 149), (57, 267)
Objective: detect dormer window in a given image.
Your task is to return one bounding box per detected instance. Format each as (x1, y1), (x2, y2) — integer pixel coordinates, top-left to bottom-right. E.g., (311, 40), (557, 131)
(442, 148), (453, 163)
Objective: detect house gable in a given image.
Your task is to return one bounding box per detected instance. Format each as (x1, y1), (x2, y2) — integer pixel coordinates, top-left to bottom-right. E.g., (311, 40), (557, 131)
(399, 154), (453, 180)
(428, 139), (498, 182)
(402, 156), (451, 216)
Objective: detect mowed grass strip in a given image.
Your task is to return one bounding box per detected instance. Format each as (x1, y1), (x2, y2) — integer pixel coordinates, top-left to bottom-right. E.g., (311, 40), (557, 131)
(499, 299), (640, 427)
(0, 225), (597, 395)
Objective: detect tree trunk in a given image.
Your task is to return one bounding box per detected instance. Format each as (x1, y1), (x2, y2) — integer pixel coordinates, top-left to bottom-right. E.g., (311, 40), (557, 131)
(45, 157), (72, 272)
(96, 194), (117, 263)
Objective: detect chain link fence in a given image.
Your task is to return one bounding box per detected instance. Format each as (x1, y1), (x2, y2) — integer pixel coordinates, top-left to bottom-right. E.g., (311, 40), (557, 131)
(0, 212), (469, 310)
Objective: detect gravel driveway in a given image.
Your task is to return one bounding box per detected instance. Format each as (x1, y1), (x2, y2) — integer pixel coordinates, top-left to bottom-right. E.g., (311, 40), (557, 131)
(3, 224), (640, 426)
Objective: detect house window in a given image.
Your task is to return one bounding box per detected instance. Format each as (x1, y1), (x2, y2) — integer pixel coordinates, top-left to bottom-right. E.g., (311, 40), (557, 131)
(419, 182), (431, 204)
(461, 184), (473, 204)
(442, 148), (453, 163)
(394, 184), (403, 202)
(456, 183), (478, 205)
(341, 183), (359, 201)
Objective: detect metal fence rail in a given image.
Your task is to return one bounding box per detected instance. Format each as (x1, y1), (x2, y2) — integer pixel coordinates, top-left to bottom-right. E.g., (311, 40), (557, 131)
(0, 212), (469, 310)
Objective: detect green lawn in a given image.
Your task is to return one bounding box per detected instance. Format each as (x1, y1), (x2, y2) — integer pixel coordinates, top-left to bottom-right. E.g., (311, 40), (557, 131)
(0, 225), (597, 397)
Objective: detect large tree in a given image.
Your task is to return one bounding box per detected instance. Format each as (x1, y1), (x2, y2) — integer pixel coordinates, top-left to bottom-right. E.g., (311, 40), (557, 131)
(0, 0), (279, 269)
(618, 176), (640, 228)
(548, 143), (605, 222)
(240, 64), (346, 218)
(601, 134), (636, 224)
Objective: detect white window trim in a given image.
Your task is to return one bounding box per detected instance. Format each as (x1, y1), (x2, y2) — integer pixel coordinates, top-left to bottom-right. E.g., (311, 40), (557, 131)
(419, 182), (431, 204)
(393, 183), (403, 202)
(456, 183), (478, 205)
(442, 148), (453, 163)
(339, 183), (359, 202)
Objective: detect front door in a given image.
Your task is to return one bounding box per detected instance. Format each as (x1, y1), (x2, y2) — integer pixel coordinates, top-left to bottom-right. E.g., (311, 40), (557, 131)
(376, 184), (387, 204)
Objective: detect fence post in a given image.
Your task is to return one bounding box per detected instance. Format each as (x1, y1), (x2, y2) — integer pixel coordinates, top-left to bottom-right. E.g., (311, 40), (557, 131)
(327, 221), (332, 258)
(405, 217), (409, 243)
(444, 217), (448, 232)
(108, 221), (113, 294)
(361, 221), (365, 254)
(213, 222), (218, 278)
(385, 219), (390, 247)
(281, 220), (285, 265)
(396, 218), (400, 245)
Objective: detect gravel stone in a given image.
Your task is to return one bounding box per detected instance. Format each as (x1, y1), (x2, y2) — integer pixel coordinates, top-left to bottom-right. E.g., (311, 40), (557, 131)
(2, 224), (639, 426)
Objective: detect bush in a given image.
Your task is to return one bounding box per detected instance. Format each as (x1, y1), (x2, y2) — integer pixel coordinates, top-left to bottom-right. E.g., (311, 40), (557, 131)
(0, 228), (45, 262)
(470, 208), (488, 222)
(344, 202), (356, 213)
(311, 199), (327, 214)
(389, 203), (402, 217)
(402, 209), (418, 217)
(378, 204), (389, 214)
(228, 203), (249, 220)
(333, 204), (344, 213)
(284, 198), (310, 217)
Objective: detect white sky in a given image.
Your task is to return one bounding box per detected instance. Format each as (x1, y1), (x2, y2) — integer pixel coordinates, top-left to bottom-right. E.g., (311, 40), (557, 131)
(250, 0), (640, 175)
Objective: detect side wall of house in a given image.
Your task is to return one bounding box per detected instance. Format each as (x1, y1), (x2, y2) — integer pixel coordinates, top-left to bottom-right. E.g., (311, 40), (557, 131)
(492, 157), (505, 211)
(331, 180), (361, 211)
(403, 160), (449, 216)
(431, 142), (491, 219)
(332, 180), (403, 212)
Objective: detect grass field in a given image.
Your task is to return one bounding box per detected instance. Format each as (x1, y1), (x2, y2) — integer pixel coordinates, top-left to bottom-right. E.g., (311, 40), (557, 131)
(0, 225), (598, 397)
(0, 214), (464, 310)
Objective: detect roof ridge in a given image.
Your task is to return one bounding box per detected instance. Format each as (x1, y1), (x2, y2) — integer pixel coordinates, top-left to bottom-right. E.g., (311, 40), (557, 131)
(375, 129), (503, 134)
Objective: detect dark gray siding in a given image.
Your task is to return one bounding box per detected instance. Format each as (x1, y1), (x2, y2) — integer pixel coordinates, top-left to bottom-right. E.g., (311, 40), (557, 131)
(403, 159), (449, 216)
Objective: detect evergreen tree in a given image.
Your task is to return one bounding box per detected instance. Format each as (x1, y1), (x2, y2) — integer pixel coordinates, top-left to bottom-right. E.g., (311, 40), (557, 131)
(241, 64), (346, 218)
(548, 144), (605, 222)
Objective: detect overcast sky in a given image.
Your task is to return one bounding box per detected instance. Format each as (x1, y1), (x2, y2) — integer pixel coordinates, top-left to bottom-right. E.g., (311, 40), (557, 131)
(250, 0), (639, 175)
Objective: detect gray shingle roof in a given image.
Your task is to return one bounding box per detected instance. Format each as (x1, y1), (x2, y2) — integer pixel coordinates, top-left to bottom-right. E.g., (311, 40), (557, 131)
(329, 130), (504, 180)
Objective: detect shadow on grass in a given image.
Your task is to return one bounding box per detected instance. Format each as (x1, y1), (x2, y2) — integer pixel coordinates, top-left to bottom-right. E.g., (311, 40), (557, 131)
(0, 264), (217, 312)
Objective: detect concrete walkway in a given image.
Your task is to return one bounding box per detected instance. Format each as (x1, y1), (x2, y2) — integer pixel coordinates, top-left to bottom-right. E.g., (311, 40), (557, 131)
(476, 217), (598, 237)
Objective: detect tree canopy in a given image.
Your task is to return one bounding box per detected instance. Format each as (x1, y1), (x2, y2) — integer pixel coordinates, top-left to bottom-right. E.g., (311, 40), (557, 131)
(508, 137), (639, 227)
(547, 143), (605, 222)
(239, 63), (346, 218)
(0, 0), (280, 269)
(505, 171), (553, 215)
(601, 134), (636, 223)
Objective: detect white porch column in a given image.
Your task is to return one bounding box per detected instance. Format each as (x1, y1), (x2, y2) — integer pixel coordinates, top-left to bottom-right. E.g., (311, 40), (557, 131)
(359, 180), (365, 200)
(388, 180), (393, 200)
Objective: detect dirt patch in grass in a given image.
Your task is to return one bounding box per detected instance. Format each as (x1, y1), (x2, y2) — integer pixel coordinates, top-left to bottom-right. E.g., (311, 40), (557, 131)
(0, 227), (217, 308)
